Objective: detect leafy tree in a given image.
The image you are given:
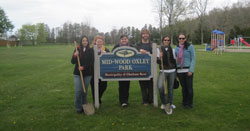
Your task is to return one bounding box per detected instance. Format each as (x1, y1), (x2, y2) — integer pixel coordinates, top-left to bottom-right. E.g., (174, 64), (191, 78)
(19, 24), (37, 45)
(36, 23), (48, 44)
(0, 7), (14, 35)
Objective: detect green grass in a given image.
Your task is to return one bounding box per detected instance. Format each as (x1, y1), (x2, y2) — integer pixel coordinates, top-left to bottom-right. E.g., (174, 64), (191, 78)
(0, 45), (249, 130)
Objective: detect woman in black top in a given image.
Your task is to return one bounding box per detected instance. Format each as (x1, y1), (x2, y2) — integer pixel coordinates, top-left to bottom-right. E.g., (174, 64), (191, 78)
(71, 36), (94, 113)
(157, 35), (176, 115)
(112, 35), (135, 107)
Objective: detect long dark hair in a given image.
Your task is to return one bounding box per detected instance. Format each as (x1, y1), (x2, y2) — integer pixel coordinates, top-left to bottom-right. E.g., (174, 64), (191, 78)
(78, 35), (90, 57)
(178, 33), (190, 49)
(79, 35), (90, 50)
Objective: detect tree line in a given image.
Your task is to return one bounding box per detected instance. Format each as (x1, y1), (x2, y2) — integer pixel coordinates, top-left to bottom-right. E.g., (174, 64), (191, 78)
(1, 0), (250, 45)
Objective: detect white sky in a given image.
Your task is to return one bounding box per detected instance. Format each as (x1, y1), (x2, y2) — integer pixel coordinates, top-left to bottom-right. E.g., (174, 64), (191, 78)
(0, 0), (240, 33)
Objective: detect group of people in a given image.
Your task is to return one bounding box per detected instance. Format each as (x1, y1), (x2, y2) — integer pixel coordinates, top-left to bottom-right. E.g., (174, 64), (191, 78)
(71, 29), (195, 115)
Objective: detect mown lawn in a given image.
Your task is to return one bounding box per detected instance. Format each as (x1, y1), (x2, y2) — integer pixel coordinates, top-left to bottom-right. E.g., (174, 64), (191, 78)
(0, 45), (249, 131)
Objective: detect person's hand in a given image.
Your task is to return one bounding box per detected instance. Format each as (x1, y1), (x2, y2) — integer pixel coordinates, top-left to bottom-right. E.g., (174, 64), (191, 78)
(74, 50), (79, 56)
(187, 72), (192, 76)
(79, 66), (84, 71)
(159, 52), (163, 58)
(140, 49), (147, 54)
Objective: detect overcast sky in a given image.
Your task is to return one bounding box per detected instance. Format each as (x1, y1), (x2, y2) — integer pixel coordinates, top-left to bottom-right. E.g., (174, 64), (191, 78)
(0, 0), (240, 33)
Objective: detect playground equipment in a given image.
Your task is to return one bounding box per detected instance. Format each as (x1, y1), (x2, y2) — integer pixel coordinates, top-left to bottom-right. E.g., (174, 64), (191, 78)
(230, 36), (250, 51)
(240, 37), (250, 46)
(212, 30), (225, 54)
(206, 30), (225, 55)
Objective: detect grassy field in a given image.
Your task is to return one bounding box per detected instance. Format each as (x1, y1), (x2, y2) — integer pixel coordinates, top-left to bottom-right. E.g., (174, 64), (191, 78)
(0, 45), (249, 131)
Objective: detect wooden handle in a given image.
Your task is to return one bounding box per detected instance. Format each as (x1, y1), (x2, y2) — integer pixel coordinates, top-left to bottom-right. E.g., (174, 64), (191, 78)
(160, 47), (167, 95)
(74, 41), (86, 93)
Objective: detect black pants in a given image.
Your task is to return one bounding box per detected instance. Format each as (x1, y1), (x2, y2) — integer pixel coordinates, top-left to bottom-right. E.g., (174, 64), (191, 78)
(177, 73), (194, 108)
(119, 81), (130, 105)
(90, 78), (107, 104)
(139, 79), (153, 104)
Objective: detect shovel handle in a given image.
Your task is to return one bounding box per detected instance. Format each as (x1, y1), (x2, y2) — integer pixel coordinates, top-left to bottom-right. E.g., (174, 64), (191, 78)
(160, 46), (167, 95)
(74, 41), (86, 93)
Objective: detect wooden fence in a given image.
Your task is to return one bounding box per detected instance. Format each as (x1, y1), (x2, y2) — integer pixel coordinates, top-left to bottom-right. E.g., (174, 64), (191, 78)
(0, 40), (18, 46)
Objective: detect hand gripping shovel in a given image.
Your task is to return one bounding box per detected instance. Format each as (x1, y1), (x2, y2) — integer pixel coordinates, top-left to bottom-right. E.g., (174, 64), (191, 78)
(74, 41), (95, 115)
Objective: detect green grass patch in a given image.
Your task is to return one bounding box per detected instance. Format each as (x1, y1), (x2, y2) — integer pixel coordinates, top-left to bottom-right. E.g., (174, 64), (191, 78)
(0, 45), (249, 130)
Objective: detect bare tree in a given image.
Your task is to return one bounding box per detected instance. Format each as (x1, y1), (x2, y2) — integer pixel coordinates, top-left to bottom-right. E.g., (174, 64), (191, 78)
(162, 0), (193, 44)
(152, 0), (164, 42)
(194, 0), (209, 44)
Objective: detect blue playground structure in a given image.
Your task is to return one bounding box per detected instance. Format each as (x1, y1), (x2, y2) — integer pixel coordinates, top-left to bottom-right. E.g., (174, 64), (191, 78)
(206, 30), (225, 54)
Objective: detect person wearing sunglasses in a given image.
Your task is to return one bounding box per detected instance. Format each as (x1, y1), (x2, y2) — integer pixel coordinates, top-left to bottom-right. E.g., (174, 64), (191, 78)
(175, 33), (195, 109)
(157, 35), (177, 115)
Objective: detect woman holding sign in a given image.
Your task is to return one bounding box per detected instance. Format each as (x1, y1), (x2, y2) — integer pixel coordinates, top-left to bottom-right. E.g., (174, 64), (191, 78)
(157, 35), (176, 115)
(71, 36), (94, 114)
(112, 35), (135, 107)
(90, 35), (110, 104)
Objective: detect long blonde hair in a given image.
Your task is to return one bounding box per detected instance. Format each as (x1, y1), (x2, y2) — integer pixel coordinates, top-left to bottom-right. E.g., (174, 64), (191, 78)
(92, 35), (105, 51)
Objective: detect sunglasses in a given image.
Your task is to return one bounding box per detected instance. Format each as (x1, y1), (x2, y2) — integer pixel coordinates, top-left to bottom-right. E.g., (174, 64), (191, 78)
(178, 38), (185, 40)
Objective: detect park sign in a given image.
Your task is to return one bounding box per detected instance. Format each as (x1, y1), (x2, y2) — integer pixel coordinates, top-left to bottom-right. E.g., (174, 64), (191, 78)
(99, 46), (152, 81)
(93, 44), (158, 108)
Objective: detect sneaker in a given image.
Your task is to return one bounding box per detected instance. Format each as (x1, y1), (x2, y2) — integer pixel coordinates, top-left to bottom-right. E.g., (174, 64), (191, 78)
(160, 104), (165, 109)
(171, 104), (176, 109)
(121, 103), (128, 107)
(164, 104), (173, 115)
(76, 109), (83, 114)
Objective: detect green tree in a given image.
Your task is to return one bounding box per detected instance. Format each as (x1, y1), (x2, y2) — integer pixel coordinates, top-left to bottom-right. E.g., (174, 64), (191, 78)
(36, 23), (48, 44)
(0, 7), (14, 35)
(19, 24), (37, 46)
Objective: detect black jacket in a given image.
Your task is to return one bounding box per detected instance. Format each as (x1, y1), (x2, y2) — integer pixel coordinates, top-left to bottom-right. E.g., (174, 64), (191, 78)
(157, 45), (176, 70)
(112, 43), (135, 52)
(71, 46), (94, 76)
(136, 41), (153, 54)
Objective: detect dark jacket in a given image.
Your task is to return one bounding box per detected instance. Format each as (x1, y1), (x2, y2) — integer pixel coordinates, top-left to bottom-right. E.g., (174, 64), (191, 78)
(112, 43), (135, 52)
(71, 45), (94, 76)
(157, 45), (176, 70)
(136, 41), (153, 54)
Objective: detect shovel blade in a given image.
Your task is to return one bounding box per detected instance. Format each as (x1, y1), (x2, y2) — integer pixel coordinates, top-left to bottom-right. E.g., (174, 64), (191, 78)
(82, 103), (95, 115)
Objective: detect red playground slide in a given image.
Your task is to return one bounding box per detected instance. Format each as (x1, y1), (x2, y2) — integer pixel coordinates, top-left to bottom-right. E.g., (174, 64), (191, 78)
(240, 38), (250, 47)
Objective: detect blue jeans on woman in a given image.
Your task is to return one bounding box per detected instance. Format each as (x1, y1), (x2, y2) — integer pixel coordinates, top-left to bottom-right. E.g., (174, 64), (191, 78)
(74, 75), (92, 112)
(158, 71), (176, 105)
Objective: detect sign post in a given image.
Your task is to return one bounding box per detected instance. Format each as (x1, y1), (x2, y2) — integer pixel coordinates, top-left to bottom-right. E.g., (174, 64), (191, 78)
(94, 45), (100, 108)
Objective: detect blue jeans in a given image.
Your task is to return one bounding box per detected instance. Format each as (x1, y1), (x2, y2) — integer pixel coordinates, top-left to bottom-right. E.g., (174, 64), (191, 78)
(74, 75), (92, 111)
(158, 71), (176, 104)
